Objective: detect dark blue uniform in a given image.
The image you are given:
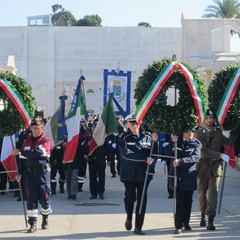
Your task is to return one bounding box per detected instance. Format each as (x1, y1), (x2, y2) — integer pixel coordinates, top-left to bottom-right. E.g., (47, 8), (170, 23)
(118, 129), (158, 232)
(165, 136), (201, 230)
(50, 142), (66, 194)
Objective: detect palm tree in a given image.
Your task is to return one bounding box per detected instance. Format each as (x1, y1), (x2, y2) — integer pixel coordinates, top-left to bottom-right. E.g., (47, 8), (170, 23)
(202, 0), (240, 18)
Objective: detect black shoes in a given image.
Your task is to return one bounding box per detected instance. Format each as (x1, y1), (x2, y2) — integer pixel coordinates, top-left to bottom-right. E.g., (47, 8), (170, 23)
(68, 195), (76, 200)
(90, 195), (97, 199)
(168, 195), (174, 199)
(111, 175), (116, 178)
(27, 224), (37, 233)
(134, 228), (145, 235)
(184, 224), (192, 230)
(207, 224), (216, 230)
(200, 220), (206, 226)
(99, 194), (104, 199)
(174, 228), (182, 234)
(125, 219), (132, 231)
(42, 218), (48, 230)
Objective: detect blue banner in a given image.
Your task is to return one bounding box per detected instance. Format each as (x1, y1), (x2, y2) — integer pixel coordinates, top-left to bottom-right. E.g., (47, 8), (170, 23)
(103, 69), (131, 117)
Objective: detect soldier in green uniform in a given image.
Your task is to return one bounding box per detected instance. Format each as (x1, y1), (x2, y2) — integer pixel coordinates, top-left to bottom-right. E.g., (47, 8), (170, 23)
(195, 109), (230, 231)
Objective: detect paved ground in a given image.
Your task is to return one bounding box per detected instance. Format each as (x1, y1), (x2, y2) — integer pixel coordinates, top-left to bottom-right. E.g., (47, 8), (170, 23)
(0, 163), (240, 240)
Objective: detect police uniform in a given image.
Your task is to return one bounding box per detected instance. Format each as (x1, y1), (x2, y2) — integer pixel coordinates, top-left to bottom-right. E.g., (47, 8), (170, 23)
(118, 115), (158, 235)
(18, 119), (52, 233)
(165, 135), (201, 233)
(50, 141), (66, 194)
(195, 110), (229, 230)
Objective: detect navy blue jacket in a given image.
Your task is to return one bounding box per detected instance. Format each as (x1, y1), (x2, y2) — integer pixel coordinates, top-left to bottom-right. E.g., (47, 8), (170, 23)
(118, 129), (158, 183)
(165, 137), (201, 192)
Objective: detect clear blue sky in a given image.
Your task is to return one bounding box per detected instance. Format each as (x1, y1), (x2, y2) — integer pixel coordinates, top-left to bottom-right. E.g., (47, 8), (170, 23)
(0, 0), (215, 27)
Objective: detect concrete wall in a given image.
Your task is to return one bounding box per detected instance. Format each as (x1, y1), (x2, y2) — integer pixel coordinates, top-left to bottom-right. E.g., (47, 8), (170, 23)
(0, 26), (181, 116)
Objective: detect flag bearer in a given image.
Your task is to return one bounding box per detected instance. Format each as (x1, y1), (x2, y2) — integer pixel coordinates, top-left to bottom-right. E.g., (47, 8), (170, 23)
(12, 118), (52, 233)
(118, 114), (158, 235)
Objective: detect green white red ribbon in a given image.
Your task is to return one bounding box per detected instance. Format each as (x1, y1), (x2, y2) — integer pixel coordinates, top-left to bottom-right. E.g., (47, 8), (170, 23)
(0, 78), (33, 127)
(135, 62), (205, 125)
(217, 68), (240, 127)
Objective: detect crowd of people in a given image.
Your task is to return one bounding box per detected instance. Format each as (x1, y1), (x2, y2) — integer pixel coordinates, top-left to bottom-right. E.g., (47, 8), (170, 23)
(0, 109), (239, 235)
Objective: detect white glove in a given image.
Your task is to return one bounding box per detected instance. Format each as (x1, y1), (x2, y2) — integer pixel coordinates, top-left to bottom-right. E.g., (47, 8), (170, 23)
(161, 160), (166, 165)
(112, 143), (117, 149)
(222, 130), (231, 139)
(220, 153), (230, 163)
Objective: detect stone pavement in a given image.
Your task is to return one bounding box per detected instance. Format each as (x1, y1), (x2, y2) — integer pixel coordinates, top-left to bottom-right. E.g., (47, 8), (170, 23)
(0, 163), (240, 240)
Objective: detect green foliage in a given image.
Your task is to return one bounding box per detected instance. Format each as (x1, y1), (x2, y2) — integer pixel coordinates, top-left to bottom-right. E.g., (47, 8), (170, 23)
(208, 64), (240, 134)
(138, 22), (151, 27)
(52, 4), (77, 26)
(202, 0), (240, 18)
(77, 15), (102, 26)
(0, 72), (35, 137)
(134, 58), (208, 134)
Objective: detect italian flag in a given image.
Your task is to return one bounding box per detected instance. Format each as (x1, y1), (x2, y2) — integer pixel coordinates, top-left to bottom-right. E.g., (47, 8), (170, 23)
(0, 135), (17, 181)
(217, 68), (240, 127)
(63, 85), (86, 164)
(134, 62), (205, 125)
(44, 107), (60, 148)
(0, 79), (33, 127)
(88, 95), (118, 156)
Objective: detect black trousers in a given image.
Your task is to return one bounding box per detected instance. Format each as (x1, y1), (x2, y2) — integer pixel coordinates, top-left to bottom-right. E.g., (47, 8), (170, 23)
(124, 180), (150, 230)
(175, 190), (194, 229)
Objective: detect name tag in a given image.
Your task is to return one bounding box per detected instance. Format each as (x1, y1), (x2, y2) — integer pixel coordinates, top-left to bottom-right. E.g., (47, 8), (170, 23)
(57, 146), (61, 149)
(24, 146), (30, 150)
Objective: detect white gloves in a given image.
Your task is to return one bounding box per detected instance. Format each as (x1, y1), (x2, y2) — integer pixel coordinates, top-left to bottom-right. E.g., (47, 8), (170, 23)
(112, 143), (117, 149)
(161, 160), (166, 165)
(222, 130), (231, 139)
(220, 153), (230, 163)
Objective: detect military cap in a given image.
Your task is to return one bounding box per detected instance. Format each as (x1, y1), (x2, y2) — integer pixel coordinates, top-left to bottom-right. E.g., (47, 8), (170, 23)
(206, 109), (213, 116)
(125, 113), (137, 123)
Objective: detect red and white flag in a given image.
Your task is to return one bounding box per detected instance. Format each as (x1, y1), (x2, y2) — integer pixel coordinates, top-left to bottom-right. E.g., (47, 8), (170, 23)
(0, 135), (17, 181)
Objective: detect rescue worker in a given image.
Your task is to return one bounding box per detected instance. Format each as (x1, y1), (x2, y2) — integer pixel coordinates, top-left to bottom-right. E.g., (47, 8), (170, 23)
(12, 118), (52, 233)
(50, 140), (66, 194)
(195, 109), (230, 231)
(118, 114), (158, 235)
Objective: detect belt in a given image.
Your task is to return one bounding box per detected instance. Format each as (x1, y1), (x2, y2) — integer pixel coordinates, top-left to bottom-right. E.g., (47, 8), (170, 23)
(26, 163), (50, 173)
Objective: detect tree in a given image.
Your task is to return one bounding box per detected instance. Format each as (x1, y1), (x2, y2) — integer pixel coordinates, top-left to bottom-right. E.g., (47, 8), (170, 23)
(77, 15), (102, 26)
(138, 22), (151, 27)
(202, 0), (240, 18)
(51, 4), (77, 26)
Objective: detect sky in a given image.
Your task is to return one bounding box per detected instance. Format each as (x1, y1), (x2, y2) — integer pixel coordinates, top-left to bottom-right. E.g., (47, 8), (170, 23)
(0, 0), (216, 27)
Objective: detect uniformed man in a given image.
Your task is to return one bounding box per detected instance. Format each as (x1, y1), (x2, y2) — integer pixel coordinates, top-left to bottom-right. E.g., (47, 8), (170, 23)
(118, 114), (158, 235)
(50, 140), (66, 194)
(165, 130), (201, 234)
(12, 118), (52, 233)
(195, 109), (230, 231)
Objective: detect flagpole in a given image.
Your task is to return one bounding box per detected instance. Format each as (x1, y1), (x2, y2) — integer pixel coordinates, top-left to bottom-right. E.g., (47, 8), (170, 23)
(218, 135), (232, 214)
(10, 136), (28, 227)
(139, 141), (155, 215)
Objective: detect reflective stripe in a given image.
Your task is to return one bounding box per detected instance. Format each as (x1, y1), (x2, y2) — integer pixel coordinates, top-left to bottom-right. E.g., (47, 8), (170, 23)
(27, 209), (38, 218)
(77, 177), (84, 183)
(40, 206), (52, 215)
(38, 144), (47, 156)
(51, 179), (57, 183)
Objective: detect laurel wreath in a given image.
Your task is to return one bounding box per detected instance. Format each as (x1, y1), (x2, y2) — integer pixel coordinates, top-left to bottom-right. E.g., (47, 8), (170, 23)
(0, 72), (35, 137)
(134, 58), (208, 134)
(208, 64), (240, 134)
